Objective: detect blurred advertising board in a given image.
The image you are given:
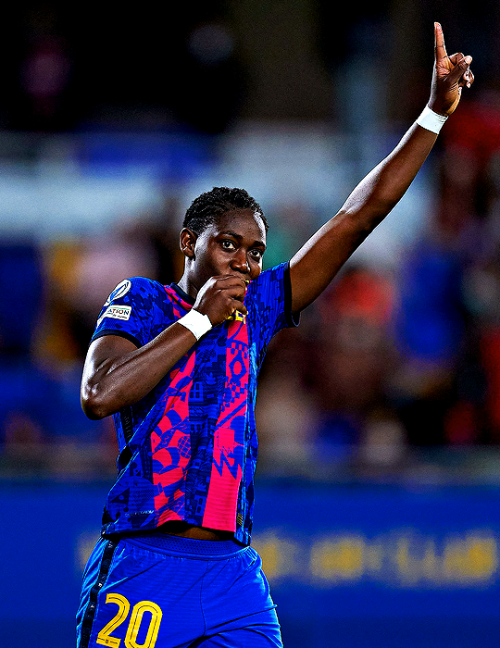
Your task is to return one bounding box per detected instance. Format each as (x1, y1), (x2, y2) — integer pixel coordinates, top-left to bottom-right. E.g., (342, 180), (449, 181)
(1, 480), (499, 647)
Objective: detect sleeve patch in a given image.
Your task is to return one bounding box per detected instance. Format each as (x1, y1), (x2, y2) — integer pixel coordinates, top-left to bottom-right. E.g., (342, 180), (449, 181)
(98, 304), (132, 325)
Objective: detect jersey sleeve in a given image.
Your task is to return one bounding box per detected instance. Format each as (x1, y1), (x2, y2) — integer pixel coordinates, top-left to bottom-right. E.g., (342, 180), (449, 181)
(248, 261), (299, 355)
(90, 277), (158, 348)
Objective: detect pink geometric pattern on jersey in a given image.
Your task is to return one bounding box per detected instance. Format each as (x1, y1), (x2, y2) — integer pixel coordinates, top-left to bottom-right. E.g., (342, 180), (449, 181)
(152, 292), (194, 525)
(202, 317), (249, 531)
(92, 264), (294, 544)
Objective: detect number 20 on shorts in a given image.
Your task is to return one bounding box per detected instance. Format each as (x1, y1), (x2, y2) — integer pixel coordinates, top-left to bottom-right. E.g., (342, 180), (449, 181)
(96, 593), (162, 648)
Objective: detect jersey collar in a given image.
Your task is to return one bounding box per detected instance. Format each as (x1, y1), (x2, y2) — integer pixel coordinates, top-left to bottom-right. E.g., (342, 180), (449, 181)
(166, 283), (195, 310)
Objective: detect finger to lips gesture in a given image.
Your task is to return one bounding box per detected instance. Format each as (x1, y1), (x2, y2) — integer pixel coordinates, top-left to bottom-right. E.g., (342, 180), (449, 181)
(193, 275), (248, 326)
(429, 22), (474, 117)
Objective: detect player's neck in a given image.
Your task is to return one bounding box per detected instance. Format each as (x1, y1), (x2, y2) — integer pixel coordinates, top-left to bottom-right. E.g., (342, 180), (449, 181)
(177, 272), (198, 301)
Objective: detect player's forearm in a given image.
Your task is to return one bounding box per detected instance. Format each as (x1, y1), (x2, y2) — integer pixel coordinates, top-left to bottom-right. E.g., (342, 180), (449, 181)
(81, 323), (198, 419)
(341, 122), (437, 222)
(290, 122), (437, 311)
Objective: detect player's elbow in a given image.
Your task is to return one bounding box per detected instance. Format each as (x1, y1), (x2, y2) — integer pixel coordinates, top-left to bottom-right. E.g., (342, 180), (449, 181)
(348, 196), (398, 232)
(81, 383), (112, 420)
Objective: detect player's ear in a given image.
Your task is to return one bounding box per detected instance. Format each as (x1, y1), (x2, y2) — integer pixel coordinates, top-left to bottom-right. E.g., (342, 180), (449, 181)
(180, 228), (198, 259)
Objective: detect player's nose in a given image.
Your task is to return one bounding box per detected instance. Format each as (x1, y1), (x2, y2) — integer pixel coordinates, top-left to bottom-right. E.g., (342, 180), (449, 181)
(231, 251), (250, 274)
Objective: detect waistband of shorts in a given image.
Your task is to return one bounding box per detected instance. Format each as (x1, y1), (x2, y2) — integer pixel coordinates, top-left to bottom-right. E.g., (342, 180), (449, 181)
(121, 533), (248, 559)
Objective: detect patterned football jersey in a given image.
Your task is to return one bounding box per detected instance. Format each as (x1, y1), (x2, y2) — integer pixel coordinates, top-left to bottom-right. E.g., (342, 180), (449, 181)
(90, 262), (297, 546)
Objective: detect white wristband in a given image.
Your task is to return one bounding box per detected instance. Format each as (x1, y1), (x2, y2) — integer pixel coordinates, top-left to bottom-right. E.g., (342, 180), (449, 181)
(416, 106), (448, 134)
(178, 309), (212, 340)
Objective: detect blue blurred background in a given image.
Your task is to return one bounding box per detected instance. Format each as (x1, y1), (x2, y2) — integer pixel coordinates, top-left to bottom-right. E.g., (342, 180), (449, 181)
(1, 1), (500, 647)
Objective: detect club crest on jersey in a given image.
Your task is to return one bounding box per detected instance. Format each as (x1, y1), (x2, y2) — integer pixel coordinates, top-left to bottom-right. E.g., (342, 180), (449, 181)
(228, 311), (246, 323)
(98, 304), (132, 325)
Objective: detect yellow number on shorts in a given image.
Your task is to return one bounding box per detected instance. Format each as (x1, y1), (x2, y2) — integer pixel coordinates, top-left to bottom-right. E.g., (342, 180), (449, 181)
(125, 600), (163, 648)
(96, 593), (162, 648)
(97, 593), (130, 648)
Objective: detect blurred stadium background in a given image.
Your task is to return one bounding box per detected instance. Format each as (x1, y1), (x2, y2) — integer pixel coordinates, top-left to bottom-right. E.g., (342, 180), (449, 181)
(2, 1), (500, 647)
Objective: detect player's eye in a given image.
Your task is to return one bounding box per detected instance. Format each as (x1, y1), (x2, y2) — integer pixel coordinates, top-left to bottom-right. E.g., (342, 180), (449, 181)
(221, 239), (236, 251)
(250, 249), (263, 261)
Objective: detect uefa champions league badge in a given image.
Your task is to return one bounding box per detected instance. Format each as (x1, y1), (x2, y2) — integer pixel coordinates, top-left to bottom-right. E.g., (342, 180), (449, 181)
(104, 279), (132, 307)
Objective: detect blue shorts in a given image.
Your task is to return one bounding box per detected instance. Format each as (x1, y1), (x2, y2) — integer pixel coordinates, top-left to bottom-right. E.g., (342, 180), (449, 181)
(76, 534), (283, 648)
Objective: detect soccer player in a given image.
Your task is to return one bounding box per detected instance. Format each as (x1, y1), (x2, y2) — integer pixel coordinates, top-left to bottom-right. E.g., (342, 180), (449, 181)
(77, 23), (473, 648)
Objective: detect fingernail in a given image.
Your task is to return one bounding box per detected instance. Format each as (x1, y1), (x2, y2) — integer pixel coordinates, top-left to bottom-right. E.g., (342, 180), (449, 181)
(465, 55), (472, 64)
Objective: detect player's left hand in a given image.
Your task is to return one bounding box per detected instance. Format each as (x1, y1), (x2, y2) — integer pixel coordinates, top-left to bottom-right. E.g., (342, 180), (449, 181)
(428, 22), (474, 117)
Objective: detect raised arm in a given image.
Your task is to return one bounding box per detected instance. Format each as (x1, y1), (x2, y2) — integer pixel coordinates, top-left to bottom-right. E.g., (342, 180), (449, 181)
(289, 23), (474, 313)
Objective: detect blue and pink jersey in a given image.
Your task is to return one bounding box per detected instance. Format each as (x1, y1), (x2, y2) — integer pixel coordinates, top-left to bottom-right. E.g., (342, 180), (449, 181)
(91, 262), (298, 546)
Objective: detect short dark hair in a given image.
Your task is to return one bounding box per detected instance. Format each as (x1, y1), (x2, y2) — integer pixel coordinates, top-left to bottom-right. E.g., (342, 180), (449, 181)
(183, 187), (268, 235)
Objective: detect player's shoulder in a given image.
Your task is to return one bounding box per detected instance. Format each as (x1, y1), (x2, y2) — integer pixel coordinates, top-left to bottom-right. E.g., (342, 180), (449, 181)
(247, 262), (289, 294)
(107, 276), (165, 304)
(97, 276), (171, 334)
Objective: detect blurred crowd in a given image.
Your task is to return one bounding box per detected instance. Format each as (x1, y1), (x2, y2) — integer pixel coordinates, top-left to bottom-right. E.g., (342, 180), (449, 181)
(0, 196), (184, 478)
(256, 92), (500, 479)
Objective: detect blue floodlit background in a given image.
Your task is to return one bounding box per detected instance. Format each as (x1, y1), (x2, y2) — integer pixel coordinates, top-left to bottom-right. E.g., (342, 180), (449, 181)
(2, 2), (500, 647)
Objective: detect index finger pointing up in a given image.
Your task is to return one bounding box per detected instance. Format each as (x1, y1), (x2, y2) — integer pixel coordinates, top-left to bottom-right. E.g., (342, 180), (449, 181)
(434, 22), (448, 61)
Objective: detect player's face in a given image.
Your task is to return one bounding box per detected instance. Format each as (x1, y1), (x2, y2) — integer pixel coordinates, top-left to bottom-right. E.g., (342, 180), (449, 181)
(191, 209), (267, 288)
